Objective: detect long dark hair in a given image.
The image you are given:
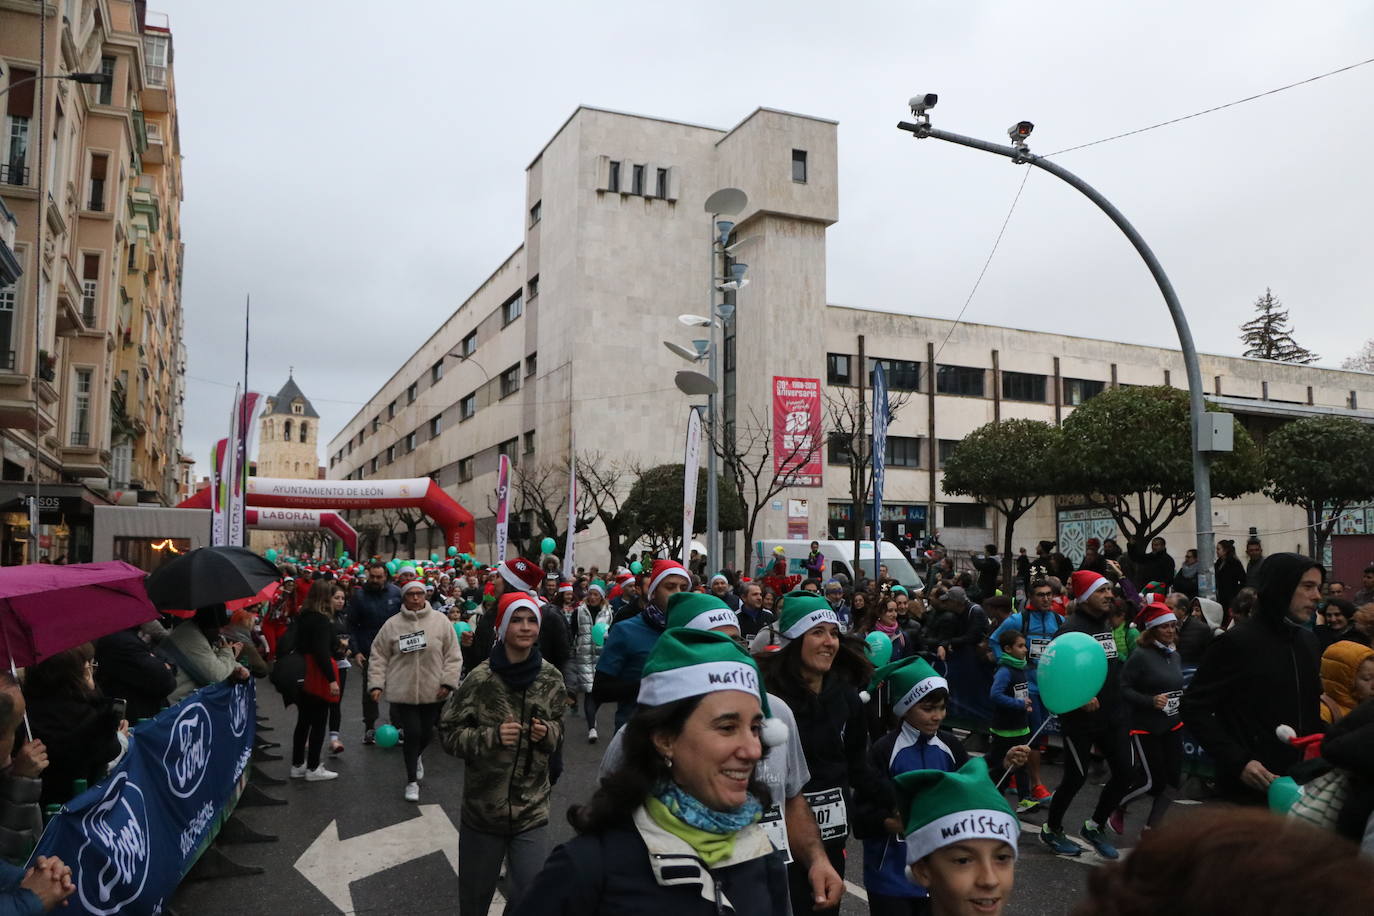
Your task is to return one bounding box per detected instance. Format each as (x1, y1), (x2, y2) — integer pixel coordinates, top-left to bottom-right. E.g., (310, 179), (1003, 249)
(24, 642), (98, 704)
(303, 579), (343, 619)
(568, 695), (773, 835)
(191, 604), (228, 643)
(756, 629), (872, 707)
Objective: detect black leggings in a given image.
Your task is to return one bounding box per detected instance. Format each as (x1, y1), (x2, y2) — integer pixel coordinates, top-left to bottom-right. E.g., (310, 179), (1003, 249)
(327, 668), (349, 733)
(1047, 726), (1133, 832)
(391, 701), (442, 783)
(787, 838), (845, 916)
(1121, 730), (1183, 827)
(292, 693), (331, 770)
(987, 734), (1030, 801)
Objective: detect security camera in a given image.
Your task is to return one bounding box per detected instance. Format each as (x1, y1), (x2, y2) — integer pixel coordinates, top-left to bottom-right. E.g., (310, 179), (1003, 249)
(1007, 121), (1034, 142)
(909, 93), (938, 115)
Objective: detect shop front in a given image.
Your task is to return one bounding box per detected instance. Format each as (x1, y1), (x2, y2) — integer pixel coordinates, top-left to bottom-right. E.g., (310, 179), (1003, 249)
(0, 484), (109, 565)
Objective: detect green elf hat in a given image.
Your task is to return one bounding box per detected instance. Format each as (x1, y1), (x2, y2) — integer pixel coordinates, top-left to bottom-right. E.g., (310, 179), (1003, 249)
(863, 656), (948, 713)
(666, 592), (741, 633)
(639, 628), (789, 748)
(893, 757), (1018, 869)
(776, 591), (840, 645)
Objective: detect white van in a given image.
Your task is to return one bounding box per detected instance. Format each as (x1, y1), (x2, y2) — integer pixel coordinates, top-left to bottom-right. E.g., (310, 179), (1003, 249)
(754, 539), (924, 590)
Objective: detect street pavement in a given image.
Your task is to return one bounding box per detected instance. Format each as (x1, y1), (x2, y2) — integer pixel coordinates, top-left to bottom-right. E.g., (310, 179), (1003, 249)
(171, 685), (1212, 915)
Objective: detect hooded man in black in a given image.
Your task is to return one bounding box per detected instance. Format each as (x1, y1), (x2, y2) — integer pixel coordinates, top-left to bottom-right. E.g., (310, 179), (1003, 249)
(1181, 552), (1324, 804)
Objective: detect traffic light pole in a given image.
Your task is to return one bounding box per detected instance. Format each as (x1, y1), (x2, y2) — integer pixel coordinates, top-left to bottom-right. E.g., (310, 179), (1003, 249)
(897, 120), (1217, 599)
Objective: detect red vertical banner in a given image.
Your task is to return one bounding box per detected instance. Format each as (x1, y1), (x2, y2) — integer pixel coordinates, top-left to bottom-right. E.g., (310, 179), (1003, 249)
(772, 376), (823, 487)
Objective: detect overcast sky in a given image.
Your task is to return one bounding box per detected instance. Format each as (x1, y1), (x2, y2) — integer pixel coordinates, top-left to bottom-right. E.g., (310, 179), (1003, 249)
(166, 0), (1374, 477)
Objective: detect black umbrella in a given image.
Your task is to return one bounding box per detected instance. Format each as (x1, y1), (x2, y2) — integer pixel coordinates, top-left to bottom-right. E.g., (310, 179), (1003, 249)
(144, 545), (281, 611)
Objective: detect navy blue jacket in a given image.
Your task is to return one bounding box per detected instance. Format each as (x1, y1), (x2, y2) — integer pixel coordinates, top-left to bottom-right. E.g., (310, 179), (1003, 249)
(345, 583), (402, 658)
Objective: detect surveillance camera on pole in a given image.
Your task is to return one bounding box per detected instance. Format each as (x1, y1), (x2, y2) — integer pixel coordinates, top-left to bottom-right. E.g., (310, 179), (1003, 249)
(1007, 121), (1034, 151)
(909, 93), (938, 125)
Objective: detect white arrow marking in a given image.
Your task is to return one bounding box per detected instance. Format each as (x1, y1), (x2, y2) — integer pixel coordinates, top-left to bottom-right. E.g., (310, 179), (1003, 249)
(295, 804), (466, 913)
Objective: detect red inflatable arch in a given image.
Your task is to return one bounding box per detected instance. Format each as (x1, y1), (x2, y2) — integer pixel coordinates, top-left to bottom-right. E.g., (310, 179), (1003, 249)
(244, 508), (359, 556)
(178, 477), (475, 553)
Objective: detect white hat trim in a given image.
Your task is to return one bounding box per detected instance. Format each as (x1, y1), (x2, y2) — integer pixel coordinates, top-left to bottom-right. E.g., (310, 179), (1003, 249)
(497, 597), (542, 641)
(683, 608), (741, 633)
(781, 608), (840, 641)
(892, 675), (950, 717)
(904, 809), (1020, 867)
(638, 661), (761, 708)
(648, 564), (691, 597)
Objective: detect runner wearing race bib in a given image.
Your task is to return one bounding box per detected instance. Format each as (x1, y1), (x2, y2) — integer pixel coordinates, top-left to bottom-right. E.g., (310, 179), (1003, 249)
(988, 578), (1061, 806)
(1115, 600), (1187, 834)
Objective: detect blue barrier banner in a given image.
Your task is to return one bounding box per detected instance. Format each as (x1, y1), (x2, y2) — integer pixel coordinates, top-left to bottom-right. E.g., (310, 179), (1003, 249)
(30, 679), (256, 915)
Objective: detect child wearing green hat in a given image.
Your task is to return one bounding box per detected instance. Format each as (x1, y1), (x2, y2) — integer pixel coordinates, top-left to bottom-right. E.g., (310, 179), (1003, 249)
(894, 757), (1019, 916)
(853, 657), (1028, 913)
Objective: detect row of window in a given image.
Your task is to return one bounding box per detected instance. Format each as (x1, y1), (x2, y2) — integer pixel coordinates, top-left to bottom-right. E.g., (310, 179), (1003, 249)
(827, 435), (964, 469)
(606, 160), (672, 198)
(826, 353), (1108, 405)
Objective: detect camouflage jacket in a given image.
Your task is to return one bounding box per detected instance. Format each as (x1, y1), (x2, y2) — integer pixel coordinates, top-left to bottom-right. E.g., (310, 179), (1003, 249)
(439, 658), (566, 835)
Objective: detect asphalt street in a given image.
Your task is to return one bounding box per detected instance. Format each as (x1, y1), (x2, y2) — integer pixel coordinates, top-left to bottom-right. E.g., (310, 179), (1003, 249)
(170, 685), (1213, 915)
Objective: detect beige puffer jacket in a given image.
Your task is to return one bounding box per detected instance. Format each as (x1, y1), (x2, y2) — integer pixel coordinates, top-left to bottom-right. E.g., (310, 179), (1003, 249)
(368, 604), (463, 704)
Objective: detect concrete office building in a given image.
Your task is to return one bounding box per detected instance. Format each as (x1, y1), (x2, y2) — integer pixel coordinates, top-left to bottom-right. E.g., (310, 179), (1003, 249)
(327, 104), (1374, 571)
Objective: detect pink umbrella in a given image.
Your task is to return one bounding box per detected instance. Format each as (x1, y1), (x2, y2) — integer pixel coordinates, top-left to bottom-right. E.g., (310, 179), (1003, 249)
(0, 561), (159, 668)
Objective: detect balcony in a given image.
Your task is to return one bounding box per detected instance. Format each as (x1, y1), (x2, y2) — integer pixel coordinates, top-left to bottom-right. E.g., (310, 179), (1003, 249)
(1, 164), (30, 188)
(70, 431), (90, 447)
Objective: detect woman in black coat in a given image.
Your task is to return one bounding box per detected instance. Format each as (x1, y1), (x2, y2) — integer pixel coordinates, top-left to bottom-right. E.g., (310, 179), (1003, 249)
(95, 626), (177, 722)
(24, 643), (123, 807)
(1214, 539), (1248, 614)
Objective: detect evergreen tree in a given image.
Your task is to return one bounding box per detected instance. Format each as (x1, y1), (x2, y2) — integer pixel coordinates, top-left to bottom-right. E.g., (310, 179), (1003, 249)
(1239, 288), (1318, 363)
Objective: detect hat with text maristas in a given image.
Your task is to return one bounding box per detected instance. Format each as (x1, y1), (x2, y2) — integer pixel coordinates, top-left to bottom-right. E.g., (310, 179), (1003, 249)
(895, 757), (1018, 869)
(638, 628), (788, 747)
(499, 557), (542, 593)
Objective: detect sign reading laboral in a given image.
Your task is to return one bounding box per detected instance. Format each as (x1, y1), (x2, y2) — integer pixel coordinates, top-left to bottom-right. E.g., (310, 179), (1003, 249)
(772, 376), (822, 487)
(31, 680), (256, 915)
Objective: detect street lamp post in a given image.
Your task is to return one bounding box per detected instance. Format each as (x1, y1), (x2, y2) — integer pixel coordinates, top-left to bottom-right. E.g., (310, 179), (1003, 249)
(897, 101), (1221, 598)
(0, 71), (111, 98)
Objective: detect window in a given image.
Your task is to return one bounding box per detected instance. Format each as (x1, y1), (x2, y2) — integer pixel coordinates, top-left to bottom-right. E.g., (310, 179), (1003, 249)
(827, 353), (851, 386)
(3, 69), (35, 187)
(88, 153), (108, 211)
(429, 414), (441, 438)
(98, 57), (115, 105)
(264, 421), (273, 442)
(283, 419), (293, 440)
(502, 292), (523, 325)
(460, 392), (476, 421)
(404, 431), (417, 452)
(72, 369), (92, 446)
(81, 253), (99, 322)
(655, 168), (668, 198)
(406, 382), (417, 405)
(431, 360), (444, 384)
(937, 439), (961, 468)
(461, 331), (477, 356)
(886, 436), (921, 468)
(498, 438), (519, 463)
(943, 503), (988, 528)
(370, 416), (380, 433)
(525, 352), (537, 377)
(499, 365), (520, 398)
(457, 456), (473, 483)
(523, 430), (536, 454)
(792, 149), (808, 183)
(607, 160), (621, 192)
(386, 445), (395, 464)
(827, 432), (852, 465)
(144, 34), (169, 87)
(369, 457), (379, 474)
(387, 400), (396, 420)
(632, 164), (645, 195)
(527, 275), (539, 299)
(1063, 378), (1106, 406)
(936, 364), (985, 397)
(299, 422), (309, 443)
(529, 200), (541, 226)
(292, 401), (303, 414)
(1001, 370), (1047, 403)
(870, 357), (920, 391)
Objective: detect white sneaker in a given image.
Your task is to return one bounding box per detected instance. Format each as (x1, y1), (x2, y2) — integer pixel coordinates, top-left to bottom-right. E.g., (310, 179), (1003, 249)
(290, 765), (308, 779)
(404, 781), (420, 802)
(587, 728), (599, 744)
(416, 756), (424, 782)
(305, 766), (339, 782)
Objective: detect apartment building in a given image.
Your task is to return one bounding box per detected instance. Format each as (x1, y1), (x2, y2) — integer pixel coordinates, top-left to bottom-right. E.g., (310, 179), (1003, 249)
(0, 1), (187, 564)
(327, 104), (1374, 569)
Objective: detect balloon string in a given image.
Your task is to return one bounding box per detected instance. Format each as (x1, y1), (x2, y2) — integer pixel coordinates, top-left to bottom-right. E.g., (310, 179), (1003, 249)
(994, 714), (1057, 790)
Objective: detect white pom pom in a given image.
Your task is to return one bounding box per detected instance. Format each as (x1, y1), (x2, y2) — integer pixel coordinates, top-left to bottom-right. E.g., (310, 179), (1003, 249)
(760, 716), (790, 748)
(859, 690), (871, 704)
(1275, 724), (1296, 744)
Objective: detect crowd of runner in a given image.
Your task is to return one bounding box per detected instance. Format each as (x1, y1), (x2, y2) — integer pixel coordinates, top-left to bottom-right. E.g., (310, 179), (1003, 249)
(4, 535), (1374, 914)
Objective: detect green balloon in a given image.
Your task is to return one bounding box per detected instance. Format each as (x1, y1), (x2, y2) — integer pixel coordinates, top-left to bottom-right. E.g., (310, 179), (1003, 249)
(453, 620), (472, 636)
(1268, 776), (1302, 815)
(1037, 631), (1109, 714)
(448, 546), (458, 557)
(591, 621), (609, 648)
(540, 537), (557, 556)
(864, 631), (892, 665)
(386, 560), (399, 575)
(265, 548), (278, 562)
(630, 561), (643, 575)
(430, 553), (440, 563)
(374, 724), (400, 748)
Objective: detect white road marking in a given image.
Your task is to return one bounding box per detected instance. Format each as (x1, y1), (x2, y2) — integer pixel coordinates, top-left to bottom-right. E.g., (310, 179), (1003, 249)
(844, 879), (868, 901)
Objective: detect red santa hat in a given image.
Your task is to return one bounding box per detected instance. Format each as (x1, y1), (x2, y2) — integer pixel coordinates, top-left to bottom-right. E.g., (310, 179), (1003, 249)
(557, 581), (574, 595)
(648, 559), (691, 597)
(495, 593), (542, 641)
(1135, 600), (1176, 632)
(1069, 570), (1110, 601)
(498, 557), (542, 593)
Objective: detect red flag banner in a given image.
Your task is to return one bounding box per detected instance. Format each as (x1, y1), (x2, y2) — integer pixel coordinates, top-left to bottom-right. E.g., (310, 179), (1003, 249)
(772, 376), (822, 487)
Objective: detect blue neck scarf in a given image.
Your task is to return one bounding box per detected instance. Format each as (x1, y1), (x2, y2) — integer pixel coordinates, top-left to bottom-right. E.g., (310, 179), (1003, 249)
(653, 780), (762, 835)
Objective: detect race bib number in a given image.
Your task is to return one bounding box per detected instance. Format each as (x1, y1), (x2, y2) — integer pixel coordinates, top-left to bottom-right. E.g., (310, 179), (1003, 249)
(1028, 636), (1051, 660)
(1163, 690), (1182, 717)
(398, 631), (428, 654)
(1092, 631), (1118, 660)
(759, 804), (793, 863)
(1013, 683), (1030, 703)
(804, 787), (848, 843)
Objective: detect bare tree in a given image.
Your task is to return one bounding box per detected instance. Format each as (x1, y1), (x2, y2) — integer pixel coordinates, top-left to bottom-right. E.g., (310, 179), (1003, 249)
(1342, 338), (1374, 372)
(825, 385), (914, 573)
(376, 508), (402, 558)
(709, 406), (824, 577)
(487, 459), (597, 561)
(577, 452), (641, 570)
(395, 506), (426, 558)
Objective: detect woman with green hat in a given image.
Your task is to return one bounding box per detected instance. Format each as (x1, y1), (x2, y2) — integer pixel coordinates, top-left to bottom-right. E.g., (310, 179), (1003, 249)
(515, 628), (791, 914)
(756, 590), (873, 916)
